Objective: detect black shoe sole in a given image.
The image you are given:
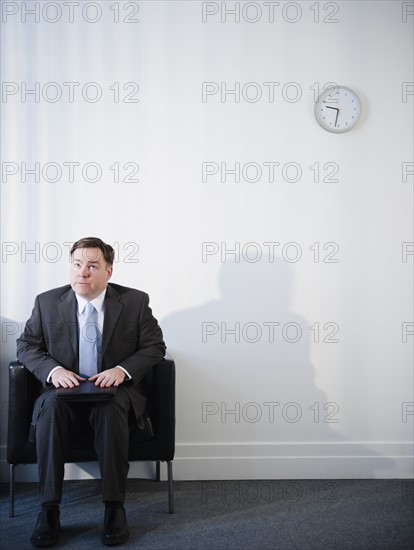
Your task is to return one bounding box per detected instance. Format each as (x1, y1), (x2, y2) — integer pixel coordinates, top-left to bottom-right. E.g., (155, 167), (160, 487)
(101, 532), (129, 546)
(30, 533), (59, 547)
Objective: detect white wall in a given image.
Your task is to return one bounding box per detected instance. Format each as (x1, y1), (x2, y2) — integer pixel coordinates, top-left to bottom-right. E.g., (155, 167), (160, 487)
(1, 1), (413, 481)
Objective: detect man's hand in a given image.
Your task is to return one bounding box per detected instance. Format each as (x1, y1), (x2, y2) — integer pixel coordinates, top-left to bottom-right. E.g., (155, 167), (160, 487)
(51, 368), (85, 388)
(89, 367), (126, 387)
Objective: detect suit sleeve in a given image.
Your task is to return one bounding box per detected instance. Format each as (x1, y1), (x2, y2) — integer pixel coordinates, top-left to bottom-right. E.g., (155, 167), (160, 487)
(16, 296), (61, 385)
(117, 293), (166, 383)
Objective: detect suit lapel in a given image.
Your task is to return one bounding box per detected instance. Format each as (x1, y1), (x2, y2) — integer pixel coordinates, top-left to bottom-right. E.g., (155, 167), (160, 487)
(57, 288), (78, 361)
(101, 285), (124, 366)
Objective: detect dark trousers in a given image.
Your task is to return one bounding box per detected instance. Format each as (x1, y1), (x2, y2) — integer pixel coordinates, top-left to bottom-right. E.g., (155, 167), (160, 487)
(32, 388), (131, 505)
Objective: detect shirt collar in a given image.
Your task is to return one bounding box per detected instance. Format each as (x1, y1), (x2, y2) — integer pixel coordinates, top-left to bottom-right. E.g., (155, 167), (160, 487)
(75, 288), (107, 315)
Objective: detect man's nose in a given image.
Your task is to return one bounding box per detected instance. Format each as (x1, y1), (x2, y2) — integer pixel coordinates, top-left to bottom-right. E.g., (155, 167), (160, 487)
(79, 265), (89, 277)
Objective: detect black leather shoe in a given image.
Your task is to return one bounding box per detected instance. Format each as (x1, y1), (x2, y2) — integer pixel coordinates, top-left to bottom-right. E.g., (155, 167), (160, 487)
(30, 508), (60, 547)
(101, 507), (129, 546)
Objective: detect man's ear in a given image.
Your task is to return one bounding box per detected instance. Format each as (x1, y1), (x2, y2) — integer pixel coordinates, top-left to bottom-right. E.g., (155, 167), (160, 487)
(107, 266), (113, 280)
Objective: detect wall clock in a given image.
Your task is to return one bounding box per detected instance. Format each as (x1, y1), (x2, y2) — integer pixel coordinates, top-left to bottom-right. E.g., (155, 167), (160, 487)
(314, 86), (362, 133)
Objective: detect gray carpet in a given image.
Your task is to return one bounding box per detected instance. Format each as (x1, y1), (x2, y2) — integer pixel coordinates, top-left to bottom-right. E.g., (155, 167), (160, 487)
(1, 479), (413, 549)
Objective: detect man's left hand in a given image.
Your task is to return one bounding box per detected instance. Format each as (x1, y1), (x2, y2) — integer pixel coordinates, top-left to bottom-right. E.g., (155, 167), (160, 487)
(89, 367), (126, 387)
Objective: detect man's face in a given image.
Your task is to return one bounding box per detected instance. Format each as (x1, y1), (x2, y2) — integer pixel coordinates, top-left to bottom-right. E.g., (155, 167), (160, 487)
(70, 247), (113, 300)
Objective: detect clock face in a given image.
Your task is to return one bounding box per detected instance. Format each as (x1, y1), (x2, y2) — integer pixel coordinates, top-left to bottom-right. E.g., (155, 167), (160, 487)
(315, 86), (362, 133)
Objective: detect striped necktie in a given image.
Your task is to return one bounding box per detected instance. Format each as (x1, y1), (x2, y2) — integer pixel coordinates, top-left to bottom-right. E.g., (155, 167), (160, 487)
(79, 302), (100, 377)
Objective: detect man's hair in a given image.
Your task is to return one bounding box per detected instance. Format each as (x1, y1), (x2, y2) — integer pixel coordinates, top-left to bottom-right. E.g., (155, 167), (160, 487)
(70, 237), (115, 266)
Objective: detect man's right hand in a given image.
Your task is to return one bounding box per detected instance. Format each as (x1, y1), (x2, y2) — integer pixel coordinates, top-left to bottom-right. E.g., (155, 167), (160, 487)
(51, 368), (86, 388)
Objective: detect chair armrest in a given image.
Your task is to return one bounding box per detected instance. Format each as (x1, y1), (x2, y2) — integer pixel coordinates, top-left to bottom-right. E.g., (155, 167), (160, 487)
(7, 361), (42, 464)
(152, 356), (175, 459)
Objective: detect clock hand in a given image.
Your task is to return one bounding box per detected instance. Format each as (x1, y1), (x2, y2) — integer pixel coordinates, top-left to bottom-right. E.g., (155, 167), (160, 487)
(325, 106), (340, 126)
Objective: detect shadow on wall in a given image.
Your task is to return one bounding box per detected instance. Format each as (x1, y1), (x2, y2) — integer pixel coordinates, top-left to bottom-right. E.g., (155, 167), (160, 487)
(161, 257), (393, 475)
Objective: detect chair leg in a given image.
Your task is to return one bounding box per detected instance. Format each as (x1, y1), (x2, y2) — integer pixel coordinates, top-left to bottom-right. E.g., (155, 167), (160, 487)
(9, 464), (15, 518)
(155, 460), (160, 481)
(167, 461), (174, 514)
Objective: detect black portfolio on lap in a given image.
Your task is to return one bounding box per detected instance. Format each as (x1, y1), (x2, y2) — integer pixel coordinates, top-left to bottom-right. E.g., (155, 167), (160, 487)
(56, 382), (117, 401)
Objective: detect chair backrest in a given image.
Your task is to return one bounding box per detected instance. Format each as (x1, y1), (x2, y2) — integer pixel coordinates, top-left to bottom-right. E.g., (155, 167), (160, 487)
(7, 357), (175, 466)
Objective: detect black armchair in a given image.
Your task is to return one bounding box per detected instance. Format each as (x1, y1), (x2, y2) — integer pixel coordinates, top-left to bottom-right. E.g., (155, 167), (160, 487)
(7, 356), (175, 517)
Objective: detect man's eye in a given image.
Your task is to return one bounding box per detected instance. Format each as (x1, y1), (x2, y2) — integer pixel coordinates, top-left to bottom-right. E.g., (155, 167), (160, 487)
(89, 265), (96, 271)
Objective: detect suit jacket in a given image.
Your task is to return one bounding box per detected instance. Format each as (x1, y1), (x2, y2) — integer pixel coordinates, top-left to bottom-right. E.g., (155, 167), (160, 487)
(16, 283), (166, 421)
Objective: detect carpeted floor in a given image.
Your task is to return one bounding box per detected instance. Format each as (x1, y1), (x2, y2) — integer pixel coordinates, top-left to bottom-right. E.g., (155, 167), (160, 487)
(1, 479), (413, 549)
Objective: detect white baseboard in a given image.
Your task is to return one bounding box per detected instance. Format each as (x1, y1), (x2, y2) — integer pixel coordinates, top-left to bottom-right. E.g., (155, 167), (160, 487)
(2, 442), (413, 483)
(172, 441), (414, 479)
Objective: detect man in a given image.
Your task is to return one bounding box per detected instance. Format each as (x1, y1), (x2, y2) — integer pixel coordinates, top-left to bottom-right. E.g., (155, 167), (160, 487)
(17, 237), (166, 547)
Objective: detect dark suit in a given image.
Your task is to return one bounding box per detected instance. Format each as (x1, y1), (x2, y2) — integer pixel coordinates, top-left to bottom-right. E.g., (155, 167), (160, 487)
(17, 283), (166, 504)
